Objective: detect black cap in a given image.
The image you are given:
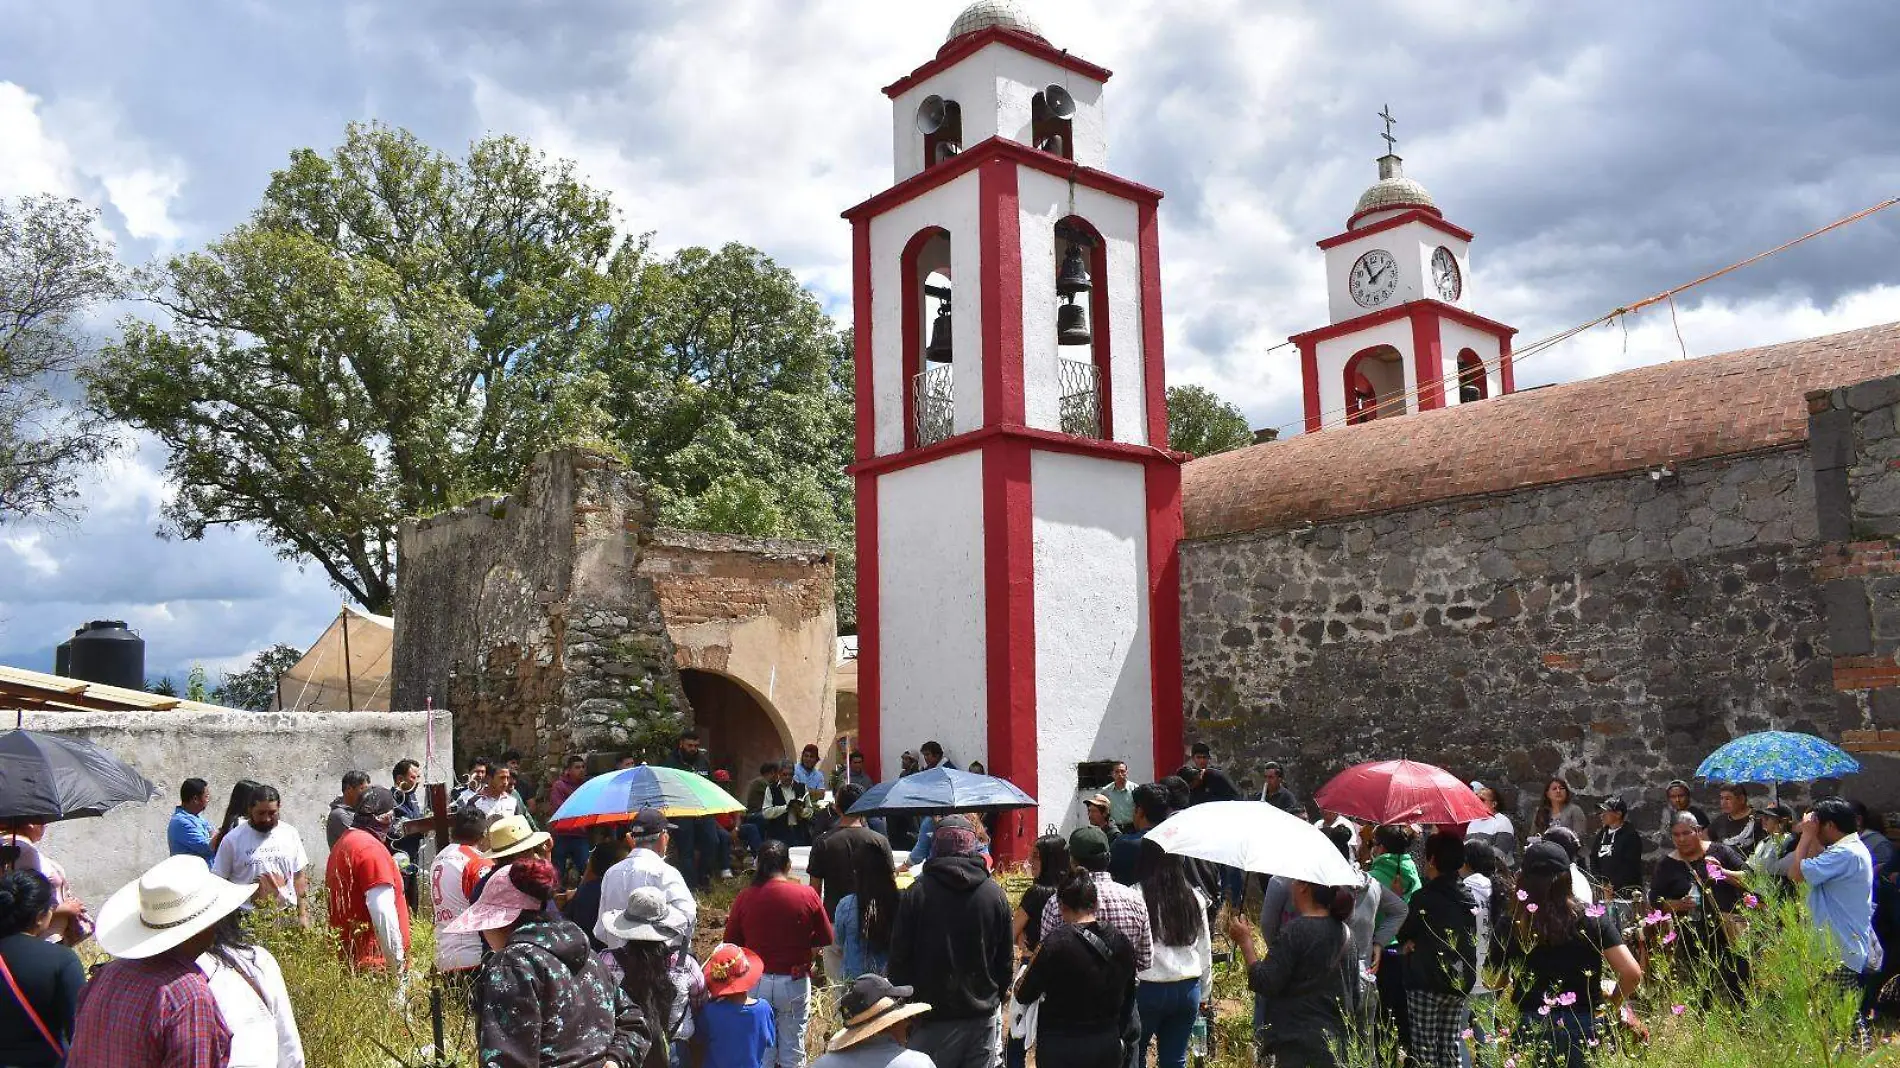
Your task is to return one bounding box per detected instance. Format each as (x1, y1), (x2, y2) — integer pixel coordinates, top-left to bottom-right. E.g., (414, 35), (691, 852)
(1540, 825), (1582, 860)
(1765, 803), (1795, 822)
(629, 807), (677, 836)
(354, 786), (397, 817)
(839, 974), (916, 1022)
(1598, 796), (1627, 813)
(1068, 825), (1111, 865)
(1523, 841), (1570, 876)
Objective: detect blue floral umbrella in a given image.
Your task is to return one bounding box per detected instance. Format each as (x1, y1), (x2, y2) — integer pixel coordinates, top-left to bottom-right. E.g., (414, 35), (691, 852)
(1695, 730), (1860, 784)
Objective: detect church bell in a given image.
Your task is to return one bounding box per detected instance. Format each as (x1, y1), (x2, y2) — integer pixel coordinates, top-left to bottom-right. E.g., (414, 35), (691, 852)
(1057, 297), (1091, 346)
(1056, 244), (1092, 296)
(926, 301), (953, 362)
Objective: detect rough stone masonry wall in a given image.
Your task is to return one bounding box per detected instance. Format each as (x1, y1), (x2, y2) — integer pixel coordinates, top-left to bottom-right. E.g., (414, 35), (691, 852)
(393, 449), (688, 780)
(1180, 445), (1859, 828)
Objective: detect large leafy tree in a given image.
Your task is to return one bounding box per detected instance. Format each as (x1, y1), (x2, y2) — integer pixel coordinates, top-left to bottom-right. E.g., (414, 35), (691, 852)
(91, 122), (619, 611)
(599, 243), (855, 622)
(1166, 383), (1255, 458)
(0, 195), (125, 521)
(213, 642), (305, 712)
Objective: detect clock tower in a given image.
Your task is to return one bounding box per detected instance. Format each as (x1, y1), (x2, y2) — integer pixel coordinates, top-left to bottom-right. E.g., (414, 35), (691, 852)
(1290, 118), (1518, 432)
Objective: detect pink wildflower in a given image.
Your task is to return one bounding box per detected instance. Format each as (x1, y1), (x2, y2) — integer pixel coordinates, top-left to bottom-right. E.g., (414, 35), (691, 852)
(1661, 929), (1677, 945)
(1584, 903), (1606, 918)
(1504, 1059), (1517, 1068)
(1526, 902), (1539, 913)
(1743, 893), (1760, 909)
(1642, 909), (1666, 926)
(1672, 1004), (1686, 1016)
(1460, 1030), (1474, 1041)
(1705, 861), (1727, 882)
(1538, 1005), (1551, 1017)
(1516, 889), (1530, 901)
(1587, 1039), (1600, 1048)
(1557, 991), (1578, 1007)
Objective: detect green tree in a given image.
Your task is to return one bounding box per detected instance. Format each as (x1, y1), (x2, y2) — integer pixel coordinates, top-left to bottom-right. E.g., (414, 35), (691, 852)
(89, 122), (619, 611)
(0, 195), (125, 521)
(1166, 383), (1254, 458)
(599, 243), (857, 627)
(213, 642), (305, 712)
(147, 676), (178, 697)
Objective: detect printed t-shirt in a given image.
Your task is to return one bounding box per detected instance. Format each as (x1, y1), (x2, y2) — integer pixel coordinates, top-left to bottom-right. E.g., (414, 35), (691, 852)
(212, 823), (309, 907)
(430, 843), (494, 971)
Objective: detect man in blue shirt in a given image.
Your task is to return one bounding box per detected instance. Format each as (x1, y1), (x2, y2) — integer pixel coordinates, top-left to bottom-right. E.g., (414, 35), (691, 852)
(1787, 796), (1882, 1023)
(166, 777), (215, 860)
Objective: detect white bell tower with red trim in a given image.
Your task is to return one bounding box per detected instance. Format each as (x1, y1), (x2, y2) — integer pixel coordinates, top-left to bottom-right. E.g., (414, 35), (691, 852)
(1292, 113), (1519, 432)
(844, 1), (1184, 858)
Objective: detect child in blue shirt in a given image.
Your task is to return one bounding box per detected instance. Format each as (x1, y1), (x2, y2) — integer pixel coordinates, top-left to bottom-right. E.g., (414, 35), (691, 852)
(695, 942), (777, 1068)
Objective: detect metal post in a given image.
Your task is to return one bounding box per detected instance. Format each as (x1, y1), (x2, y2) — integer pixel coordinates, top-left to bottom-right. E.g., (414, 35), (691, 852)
(340, 608), (355, 711)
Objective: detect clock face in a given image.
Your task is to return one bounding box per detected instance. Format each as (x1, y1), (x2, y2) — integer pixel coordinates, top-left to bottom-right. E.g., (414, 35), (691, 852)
(1431, 246), (1462, 301)
(1348, 249), (1399, 308)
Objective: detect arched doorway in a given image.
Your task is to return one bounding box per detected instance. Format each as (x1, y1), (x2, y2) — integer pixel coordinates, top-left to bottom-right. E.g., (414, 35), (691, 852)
(680, 668), (792, 787)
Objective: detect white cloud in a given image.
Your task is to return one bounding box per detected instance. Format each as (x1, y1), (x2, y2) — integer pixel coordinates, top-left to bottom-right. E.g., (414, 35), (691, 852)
(1, 532), (60, 577)
(0, 81), (188, 246)
(0, 82), (78, 198)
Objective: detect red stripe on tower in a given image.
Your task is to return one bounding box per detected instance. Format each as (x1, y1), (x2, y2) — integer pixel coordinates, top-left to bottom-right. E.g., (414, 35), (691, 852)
(981, 159), (1024, 425)
(1145, 461), (1185, 781)
(1138, 201), (1168, 446)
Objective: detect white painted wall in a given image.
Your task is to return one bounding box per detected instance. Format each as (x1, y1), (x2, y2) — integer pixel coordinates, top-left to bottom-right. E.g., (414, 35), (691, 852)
(21, 709), (452, 906)
(1322, 224), (1469, 324)
(1030, 450), (1152, 834)
(889, 42), (1108, 184)
(875, 452), (989, 774)
(1440, 318), (1508, 403)
(869, 172), (986, 455)
(1016, 169), (1148, 444)
(1314, 316), (1416, 427)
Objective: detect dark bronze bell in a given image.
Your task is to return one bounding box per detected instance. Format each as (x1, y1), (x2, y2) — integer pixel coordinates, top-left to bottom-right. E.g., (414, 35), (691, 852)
(1056, 244), (1092, 296)
(1459, 382), (1482, 404)
(1057, 297), (1090, 345)
(926, 302), (953, 362)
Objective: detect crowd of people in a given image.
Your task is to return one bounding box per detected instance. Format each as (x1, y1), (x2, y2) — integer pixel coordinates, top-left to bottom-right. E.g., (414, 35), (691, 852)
(0, 732), (1895, 1068)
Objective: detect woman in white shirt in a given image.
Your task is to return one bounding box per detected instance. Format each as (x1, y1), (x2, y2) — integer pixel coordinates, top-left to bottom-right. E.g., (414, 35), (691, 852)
(1133, 839), (1212, 1068)
(199, 914), (305, 1068)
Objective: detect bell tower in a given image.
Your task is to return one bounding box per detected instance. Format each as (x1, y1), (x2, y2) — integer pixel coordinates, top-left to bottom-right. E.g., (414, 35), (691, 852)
(844, 0), (1184, 856)
(1291, 109), (1519, 432)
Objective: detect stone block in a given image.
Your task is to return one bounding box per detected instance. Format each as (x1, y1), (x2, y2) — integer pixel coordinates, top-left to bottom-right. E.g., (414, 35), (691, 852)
(1814, 467), (1852, 541)
(1844, 376), (1900, 414)
(1854, 472), (1900, 517)
(1809, 407), (1854, 470)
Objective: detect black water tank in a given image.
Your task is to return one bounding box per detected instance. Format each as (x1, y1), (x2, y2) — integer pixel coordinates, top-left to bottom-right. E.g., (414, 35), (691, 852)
(67, 620), (145, 690)
(53, 627), (82, 676)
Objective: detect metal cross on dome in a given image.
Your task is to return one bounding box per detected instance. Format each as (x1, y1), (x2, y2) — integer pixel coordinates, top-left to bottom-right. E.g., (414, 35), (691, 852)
(1379, 104), (1398, 154)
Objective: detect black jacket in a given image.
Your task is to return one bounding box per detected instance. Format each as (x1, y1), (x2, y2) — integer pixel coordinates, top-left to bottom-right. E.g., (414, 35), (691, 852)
(1588, 824), (1645, 894)
(888, 854), (1013, 1020)
(1396, 873), (1477, 996)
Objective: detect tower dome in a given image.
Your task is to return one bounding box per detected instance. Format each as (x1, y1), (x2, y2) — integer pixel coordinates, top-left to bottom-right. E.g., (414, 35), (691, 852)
(1349, 154), (1439, 228)
(945, 0), (1044, 43)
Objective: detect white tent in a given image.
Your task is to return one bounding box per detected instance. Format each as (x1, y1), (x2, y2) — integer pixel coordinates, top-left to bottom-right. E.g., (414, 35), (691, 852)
(273, 605), (394, 712)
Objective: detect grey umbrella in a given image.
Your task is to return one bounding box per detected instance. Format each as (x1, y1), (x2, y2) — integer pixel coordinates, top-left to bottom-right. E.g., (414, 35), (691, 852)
(0, 728), (158, 824)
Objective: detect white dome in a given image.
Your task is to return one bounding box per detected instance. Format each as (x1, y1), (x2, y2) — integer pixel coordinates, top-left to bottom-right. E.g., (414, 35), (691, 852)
(1350, 154), (1439, 227)
(946, 0), (1044, 43)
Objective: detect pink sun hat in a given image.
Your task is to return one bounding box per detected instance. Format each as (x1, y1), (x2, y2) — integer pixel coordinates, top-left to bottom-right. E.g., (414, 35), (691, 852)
(443, 863), (543, 934)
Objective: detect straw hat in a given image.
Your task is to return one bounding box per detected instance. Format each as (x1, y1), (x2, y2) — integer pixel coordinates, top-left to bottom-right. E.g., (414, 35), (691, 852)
(600, 886), (682, 944)
(95, 855), (257, 960)
(826, 974), (933, 1052)
(482, 815), (551, 861)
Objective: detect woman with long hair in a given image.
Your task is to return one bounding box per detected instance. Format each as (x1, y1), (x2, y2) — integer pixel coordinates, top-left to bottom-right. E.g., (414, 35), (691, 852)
(1466, 785), (1519, 865)
(1006, 832), (1071, 1068)
(198, 911), (305, 1067)
(1135, 839), (1211, 1068)
(601, 888), (682, 1068)
(834, 845), (898, 977)
(448, 858), (648, 1068)
(1532, 779), (1587, 838)
(1228, 879), (1357, 1068)
(1501, 842), (1642, 1068)
(724, 840), (832, 1068)
(0, 869), (83, 1067)
(216, 779), (262, 846)
(1015, 869), (1139, 1068)
(1650, 811), (1749, 1001)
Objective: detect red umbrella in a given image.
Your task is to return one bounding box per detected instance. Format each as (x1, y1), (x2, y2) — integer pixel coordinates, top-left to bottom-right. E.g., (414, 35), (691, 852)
(1313, 759), (1492, 826)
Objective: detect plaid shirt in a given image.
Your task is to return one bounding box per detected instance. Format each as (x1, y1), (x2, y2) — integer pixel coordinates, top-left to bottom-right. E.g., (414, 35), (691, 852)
(67, 953), (231, 1068)
(1040, 870), (1153, 971)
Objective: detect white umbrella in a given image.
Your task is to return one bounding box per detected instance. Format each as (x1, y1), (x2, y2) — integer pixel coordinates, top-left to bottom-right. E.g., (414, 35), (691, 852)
(1147, 800), (1362, 887)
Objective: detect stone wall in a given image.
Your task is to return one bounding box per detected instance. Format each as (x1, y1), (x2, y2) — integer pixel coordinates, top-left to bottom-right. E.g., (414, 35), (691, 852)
(1812, 374), (1900, 742)
(1180, 444), (1856, 827)
(22, 709), (451, 905)
(393, 449), (688, 779)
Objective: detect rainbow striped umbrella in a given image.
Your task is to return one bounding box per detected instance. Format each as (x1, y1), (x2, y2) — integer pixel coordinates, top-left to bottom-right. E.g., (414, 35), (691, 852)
(550, 765), (743, 830)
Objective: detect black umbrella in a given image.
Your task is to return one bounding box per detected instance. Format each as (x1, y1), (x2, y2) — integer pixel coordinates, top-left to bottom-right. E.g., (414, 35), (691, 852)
(846, 767), (1038, 817)
(0, 729), (158, 824)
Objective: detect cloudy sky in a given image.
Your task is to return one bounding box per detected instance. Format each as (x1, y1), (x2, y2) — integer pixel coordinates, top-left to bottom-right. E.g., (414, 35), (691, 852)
(3, 0), (1899, 686)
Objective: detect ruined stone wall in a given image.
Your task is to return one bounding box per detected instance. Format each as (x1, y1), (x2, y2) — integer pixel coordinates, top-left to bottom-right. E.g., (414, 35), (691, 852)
(1180, 445), (1861, 828)
(393, 449), (687, 779)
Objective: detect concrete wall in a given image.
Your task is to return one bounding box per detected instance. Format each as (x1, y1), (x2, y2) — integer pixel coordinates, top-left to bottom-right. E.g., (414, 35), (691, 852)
(1179, 442), (1871, 829)
(21, 709), (451, 906)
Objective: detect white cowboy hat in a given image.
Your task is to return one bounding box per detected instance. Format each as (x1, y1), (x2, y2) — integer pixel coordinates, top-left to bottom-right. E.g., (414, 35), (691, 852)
(481, 814), (552, 861)
(95, 855), (256, 960)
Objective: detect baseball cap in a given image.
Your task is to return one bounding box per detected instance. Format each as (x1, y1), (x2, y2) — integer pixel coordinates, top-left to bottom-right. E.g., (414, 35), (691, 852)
(1085, 794), (1111, 810)
(630, 807), (678, 837)
(1764, 803), (1795, 822)
(1598, 796), (1627, 813)
(1523, 841), (1570, 876)
(354, 786), (397, 817)
(1068, 825), (1111, 866)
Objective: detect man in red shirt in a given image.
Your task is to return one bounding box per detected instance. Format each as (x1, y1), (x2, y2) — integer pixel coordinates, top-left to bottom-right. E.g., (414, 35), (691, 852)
(326, 786), (411, 971)
(725, 840), (833, 1068)
(547, 755), (591, 884)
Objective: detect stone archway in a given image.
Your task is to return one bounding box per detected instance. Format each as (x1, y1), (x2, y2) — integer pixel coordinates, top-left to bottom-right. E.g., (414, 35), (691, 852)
(681, 668), (793, 785)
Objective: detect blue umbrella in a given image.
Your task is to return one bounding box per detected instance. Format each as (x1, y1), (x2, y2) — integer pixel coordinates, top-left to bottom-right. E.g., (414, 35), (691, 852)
(847, 766), (1037, 817)
(1695, 730), (1861, 784)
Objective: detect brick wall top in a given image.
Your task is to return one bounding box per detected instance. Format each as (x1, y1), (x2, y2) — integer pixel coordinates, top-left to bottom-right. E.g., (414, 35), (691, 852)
(1184, 321), (1900, 540)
